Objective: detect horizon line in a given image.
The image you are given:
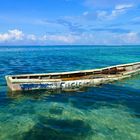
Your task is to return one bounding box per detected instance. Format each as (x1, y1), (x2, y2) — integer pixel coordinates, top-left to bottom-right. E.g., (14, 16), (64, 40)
(0, 44), (140, 47)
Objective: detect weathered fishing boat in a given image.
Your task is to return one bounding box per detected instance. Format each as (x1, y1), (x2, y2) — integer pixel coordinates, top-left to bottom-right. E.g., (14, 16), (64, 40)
(5, 62), (140, 91)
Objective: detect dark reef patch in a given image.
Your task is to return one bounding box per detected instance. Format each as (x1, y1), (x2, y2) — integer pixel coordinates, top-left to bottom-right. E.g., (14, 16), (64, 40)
(23, 116), (93, 140)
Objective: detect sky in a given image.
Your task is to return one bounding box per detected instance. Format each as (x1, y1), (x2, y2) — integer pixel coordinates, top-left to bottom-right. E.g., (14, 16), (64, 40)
(0, 0), (140, 45)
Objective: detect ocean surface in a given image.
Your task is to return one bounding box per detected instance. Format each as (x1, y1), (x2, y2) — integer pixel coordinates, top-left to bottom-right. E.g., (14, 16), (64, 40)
(0, 45), (140, 140)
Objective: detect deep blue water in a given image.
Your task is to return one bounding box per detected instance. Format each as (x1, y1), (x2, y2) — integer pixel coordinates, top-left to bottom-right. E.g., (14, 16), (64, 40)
(0, 45), (140, 140)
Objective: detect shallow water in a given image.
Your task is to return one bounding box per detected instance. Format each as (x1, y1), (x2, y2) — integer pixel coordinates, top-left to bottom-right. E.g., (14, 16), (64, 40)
(0, 45), (140, 140)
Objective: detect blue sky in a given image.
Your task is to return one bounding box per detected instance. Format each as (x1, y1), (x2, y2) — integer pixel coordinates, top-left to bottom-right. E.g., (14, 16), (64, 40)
(0, 0), (140, 45)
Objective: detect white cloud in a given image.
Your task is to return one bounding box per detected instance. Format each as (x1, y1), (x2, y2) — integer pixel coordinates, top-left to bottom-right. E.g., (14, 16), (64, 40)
(84, 0), (136, 9)
(27, 34), (37, 41)
(0, 29), (24, 42)
(0, 29), (79, 44)
(97, 11), (108, 19)
(41, 34), (78, 43)
(115, 4), (133, 10)
(73, 32), (140, 45)
(0, 29), (140, 45)
(99, 32), (140, 45)
(97, 3), (134, 20)
(117, 32), (140, 43)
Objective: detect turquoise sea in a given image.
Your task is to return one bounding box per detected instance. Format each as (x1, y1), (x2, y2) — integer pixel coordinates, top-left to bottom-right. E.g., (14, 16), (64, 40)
(0, 45), (140, 140)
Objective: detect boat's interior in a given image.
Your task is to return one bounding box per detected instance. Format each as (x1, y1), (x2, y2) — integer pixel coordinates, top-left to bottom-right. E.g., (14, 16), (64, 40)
(11, 66), (129, 80)
(9, 63), (140, 81)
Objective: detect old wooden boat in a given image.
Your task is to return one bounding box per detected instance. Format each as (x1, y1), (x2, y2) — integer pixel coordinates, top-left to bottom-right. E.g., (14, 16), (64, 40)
(5, 62), (140, 91)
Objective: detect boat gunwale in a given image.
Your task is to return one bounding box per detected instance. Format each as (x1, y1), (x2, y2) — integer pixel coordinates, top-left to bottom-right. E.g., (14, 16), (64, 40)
(5, 62), (140, 83)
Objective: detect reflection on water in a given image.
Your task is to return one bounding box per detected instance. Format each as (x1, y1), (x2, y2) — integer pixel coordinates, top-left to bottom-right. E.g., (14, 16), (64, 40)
(0, 46), (140, 140)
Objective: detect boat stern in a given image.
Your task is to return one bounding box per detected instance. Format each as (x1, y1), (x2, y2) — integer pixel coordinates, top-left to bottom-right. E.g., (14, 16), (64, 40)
(5, 76), (21, 91)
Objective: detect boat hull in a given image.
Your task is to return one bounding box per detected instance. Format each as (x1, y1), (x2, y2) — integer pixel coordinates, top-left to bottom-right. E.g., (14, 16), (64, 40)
(5, 62), (140, 92)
